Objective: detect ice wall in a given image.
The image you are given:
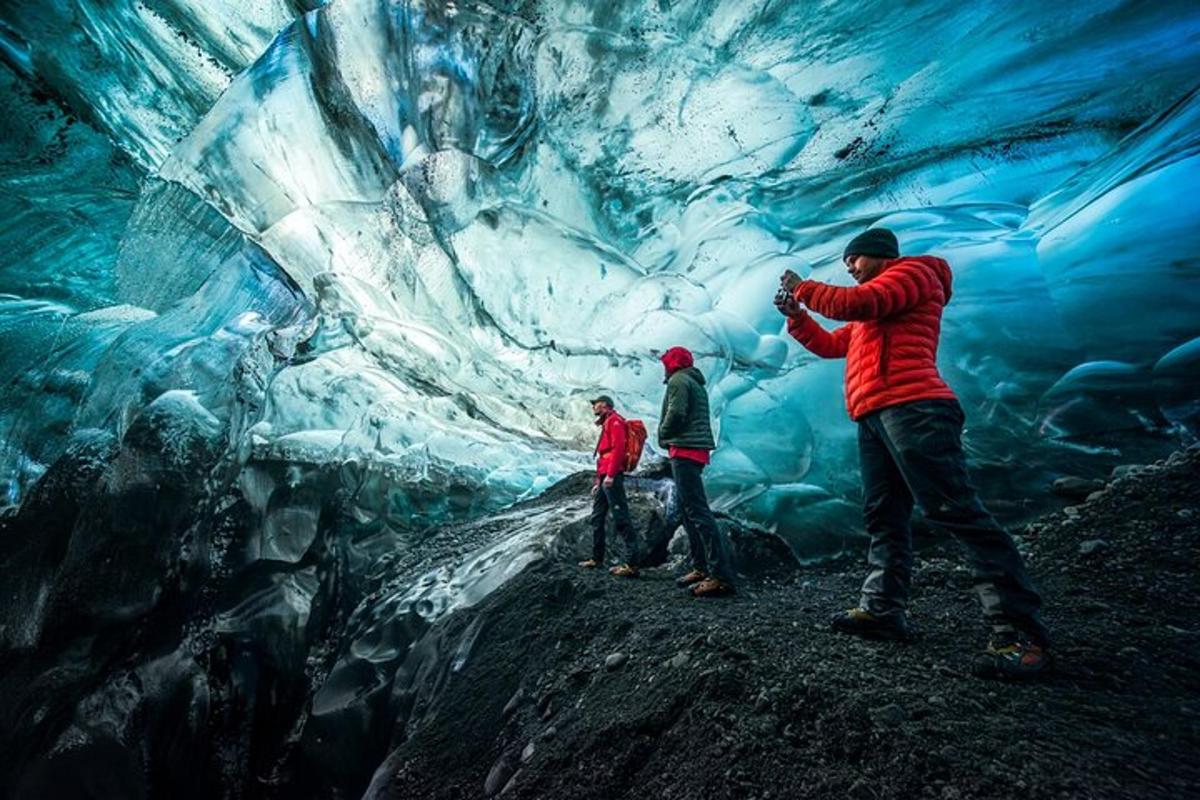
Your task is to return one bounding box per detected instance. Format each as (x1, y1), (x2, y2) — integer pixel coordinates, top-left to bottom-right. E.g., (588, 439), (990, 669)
(1, 0), (1199, 541)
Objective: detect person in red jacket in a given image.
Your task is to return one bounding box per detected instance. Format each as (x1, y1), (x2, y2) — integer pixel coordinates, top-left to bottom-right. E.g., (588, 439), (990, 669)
(777, 227), (1049, 680)
(580, 395), (642, 577)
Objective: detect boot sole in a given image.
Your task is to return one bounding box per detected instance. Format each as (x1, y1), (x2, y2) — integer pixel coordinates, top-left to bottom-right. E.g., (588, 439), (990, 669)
(972, 655), (1053, 681)
(692, 588), (737, 598)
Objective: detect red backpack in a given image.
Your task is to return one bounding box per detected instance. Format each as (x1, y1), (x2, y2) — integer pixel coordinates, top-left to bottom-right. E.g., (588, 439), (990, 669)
(624, 419), (648, 471)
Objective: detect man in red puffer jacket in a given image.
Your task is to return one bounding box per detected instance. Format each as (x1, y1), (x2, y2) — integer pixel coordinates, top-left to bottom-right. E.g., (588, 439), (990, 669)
(579, 395), (642, 577)
(777, 227), (1049, 680)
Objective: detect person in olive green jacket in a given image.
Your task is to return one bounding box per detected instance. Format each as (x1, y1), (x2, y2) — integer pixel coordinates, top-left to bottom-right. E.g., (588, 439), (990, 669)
(659, 346), (736, 597)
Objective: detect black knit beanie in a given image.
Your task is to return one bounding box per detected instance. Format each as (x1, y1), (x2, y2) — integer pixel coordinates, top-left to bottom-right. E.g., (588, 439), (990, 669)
(843, 228), (899, 261)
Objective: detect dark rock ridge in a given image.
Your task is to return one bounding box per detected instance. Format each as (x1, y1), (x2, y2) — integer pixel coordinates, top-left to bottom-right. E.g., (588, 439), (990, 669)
(0, 447), (787, 799)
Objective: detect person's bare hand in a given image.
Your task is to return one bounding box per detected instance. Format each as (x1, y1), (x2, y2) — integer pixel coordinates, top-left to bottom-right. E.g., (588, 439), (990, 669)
(780, 269), (802, 293)
(774, 292), (803, 317)
(603, 476), (615, 489)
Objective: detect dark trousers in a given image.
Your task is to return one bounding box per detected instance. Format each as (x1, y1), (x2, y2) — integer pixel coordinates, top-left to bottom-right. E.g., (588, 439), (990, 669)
(857, 400), (1047, 643)
(663, 499), (705, 573)
(590, 474), (641, 565)
(670, 458), (735, 585)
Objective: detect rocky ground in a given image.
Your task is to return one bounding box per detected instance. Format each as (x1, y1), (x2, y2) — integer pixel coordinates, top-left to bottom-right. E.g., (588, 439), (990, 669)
(377, 448), (1200, 800)
(3, 446), (1198, 800)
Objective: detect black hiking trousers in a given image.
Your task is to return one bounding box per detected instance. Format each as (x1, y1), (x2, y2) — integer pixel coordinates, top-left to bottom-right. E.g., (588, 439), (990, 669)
(670, 457), (736, 586)
(590, 473), (641, 566)
(857, 399), (1048, 644)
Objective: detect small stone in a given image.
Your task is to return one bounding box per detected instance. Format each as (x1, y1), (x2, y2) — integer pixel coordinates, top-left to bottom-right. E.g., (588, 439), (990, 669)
(542, 726), (557, 740)
(502, 688), (526, 719)
(605, 652), (628, 671)
(521, 742), (536, 763)
(1079, 539), (1109, 556)
(1111, 464), (1143, 480)
(668, 652), (690, 669)
(871, 703), (907, 727)
(536, 693), (556, 720)
(1178, 509), (1195, 520)
(484, 758), (514, 796)
(500, 769), (523, 796)
(1064, 505), (1082, 518)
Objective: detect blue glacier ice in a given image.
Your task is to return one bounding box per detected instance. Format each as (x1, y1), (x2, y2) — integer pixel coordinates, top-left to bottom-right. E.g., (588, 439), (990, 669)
(3, 0), (1198, 540)
(0, 1), (1198, 794)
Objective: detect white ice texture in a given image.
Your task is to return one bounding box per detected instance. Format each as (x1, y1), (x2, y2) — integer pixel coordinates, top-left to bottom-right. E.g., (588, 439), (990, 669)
(2, 0), (1199, 545)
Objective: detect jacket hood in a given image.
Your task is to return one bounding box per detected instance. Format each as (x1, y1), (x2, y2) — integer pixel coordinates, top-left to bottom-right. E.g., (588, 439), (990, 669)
(661, 346), (694, 379)
(889, 255), (953, 303)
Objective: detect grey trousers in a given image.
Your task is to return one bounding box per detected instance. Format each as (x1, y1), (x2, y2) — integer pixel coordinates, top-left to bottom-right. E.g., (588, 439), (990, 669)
(857, 400), (1048, 644)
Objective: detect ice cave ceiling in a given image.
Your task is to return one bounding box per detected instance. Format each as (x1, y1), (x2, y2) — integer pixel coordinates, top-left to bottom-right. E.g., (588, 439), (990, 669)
(1, 0), (1198, 539)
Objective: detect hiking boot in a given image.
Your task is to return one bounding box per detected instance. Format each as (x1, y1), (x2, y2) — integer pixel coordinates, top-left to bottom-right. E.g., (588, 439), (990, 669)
(973, 636), (1051, 680)
(675, 569), (707, 587)
(830, 607), (910, 641)
(610, 563), (639, 578)
(691, 577), (736, 598)
(578, 559), (600, 569)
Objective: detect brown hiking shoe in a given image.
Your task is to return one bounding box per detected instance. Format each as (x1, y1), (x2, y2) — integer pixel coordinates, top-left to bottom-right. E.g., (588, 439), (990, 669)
(675, 569), (707, 587)
(830, 607), (910, 641)
(973, 636), (1051, 680)
(610, 563), (639, 578)
(578, 559), (600, 569)
(691, 577), (735, 598)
